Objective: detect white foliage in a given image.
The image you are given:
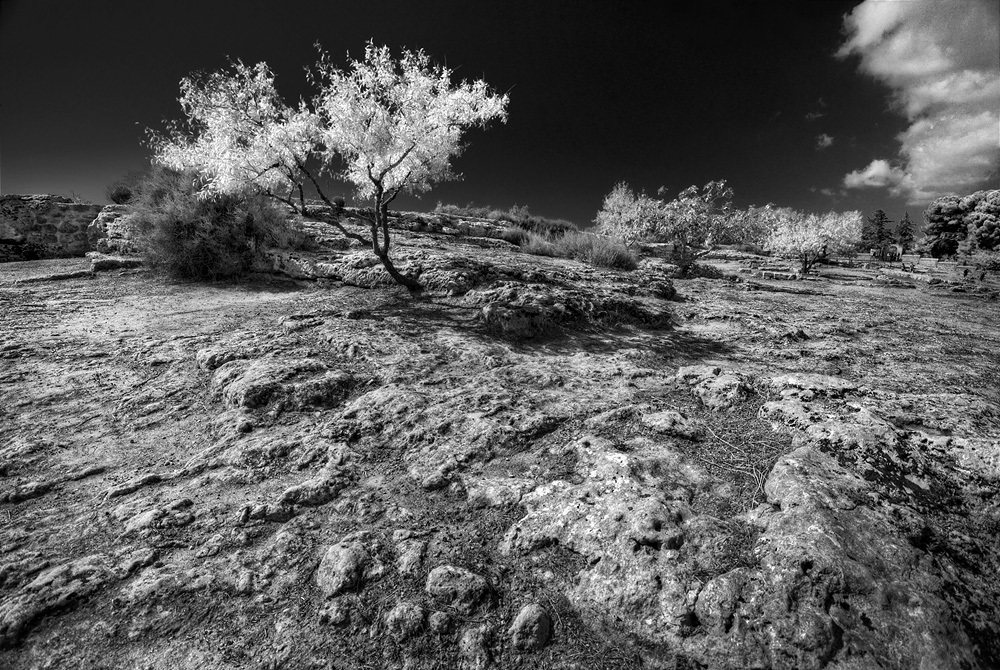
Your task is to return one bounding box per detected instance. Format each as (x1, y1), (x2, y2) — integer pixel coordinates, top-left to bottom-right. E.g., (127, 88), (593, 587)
(594, 183), (663, 246)
(312, 43), (508, 201)
(151, 43), (508, 207)
(765, 210), (863, 270)
(153, 61), (318, 198)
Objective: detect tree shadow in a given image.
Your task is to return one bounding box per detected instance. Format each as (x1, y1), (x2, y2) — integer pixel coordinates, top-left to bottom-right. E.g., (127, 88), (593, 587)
(353, 292), (732, 363)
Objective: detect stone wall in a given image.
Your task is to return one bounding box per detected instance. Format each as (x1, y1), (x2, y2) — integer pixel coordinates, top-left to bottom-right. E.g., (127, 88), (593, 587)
(0, 195), (104, 261)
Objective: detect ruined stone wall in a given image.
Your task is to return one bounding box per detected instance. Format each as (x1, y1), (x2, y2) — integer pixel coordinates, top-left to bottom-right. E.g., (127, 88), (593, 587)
(0, 195), (104, 260)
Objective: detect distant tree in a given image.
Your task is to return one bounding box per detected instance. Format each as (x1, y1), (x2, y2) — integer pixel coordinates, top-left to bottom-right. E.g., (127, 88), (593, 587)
(960, 190), (1000, 254)
(726, 204), (798, 248)
(920, 190), (1000, 258)
(895, 211), (915, 253)
(653, 179), (734, 275)
(861, 209), (894, 250)
(765, 210), (863, 274)
(595, 179), (741, 274)
(921, 194), (966, 257)
(151, 43), (509, 291)
(593, 182), (664, 246)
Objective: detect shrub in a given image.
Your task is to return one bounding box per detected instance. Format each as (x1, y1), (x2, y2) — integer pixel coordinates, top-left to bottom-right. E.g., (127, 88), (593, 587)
(512, 228), (638, 271)
(971, 249), (1000, 272)
(552, 231), (638, 270)
(499, 226), (528, 246)
(105, 169), (148, 204)
(129, 166), (293, 280)
(519, 230), (558, 256)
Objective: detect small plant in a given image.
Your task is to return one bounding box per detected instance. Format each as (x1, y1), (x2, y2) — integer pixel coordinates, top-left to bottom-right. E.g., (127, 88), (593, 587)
(105, 169), (147, 204)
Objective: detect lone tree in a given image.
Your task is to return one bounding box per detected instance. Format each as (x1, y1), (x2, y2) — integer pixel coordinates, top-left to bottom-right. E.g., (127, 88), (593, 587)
(895, 211), (915, 253)
(765, 210), (863, 274)
(594, 182), (664, 246)
(152, 42), (509, 291)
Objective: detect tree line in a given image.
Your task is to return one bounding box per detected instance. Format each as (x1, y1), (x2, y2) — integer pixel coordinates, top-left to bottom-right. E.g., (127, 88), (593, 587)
(593, 180), (1000, 274)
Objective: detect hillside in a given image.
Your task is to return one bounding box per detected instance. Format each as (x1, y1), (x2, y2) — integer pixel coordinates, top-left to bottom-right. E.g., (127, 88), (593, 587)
(1, 213), (998, 669)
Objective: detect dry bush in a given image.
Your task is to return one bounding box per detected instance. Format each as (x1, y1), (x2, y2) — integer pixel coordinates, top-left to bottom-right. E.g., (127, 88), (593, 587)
(553, 231), (638, 270)
(130, 166), (296, 280)
(510, 228), (638, 271)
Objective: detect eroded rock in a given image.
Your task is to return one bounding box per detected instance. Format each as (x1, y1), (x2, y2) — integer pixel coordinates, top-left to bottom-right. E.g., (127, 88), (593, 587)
(508, 603), (551, 652)
(425, 566), (491, 614)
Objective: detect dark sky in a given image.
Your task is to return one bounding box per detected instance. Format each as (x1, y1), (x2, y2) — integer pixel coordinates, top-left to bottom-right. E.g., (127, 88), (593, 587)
(2, 0), (997, 228)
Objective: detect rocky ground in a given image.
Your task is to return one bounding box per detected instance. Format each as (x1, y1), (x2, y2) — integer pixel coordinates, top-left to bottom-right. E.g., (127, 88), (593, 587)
(1, 219), (998, 669)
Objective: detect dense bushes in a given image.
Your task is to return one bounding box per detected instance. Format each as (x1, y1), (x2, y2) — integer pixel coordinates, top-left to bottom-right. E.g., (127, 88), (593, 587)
(127, 166), (296, 279)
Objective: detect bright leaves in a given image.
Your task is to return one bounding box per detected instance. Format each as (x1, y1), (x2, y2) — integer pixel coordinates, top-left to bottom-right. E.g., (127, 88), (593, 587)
(150, 42), (509, 290)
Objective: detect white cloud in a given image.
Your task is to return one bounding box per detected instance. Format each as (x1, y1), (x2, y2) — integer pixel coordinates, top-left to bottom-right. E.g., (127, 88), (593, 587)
(839, 0), (1000, 203)
(816, 133), (835, 150)
(843, 159), (912, 193)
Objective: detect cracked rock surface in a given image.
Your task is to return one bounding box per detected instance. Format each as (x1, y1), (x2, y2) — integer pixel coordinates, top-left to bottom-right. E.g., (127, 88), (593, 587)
(0, 227), (998, 669)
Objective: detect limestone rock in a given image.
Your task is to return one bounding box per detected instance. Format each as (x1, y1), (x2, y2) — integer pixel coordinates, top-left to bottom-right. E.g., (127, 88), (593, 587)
(88, 253), (142, 272)
(458, 625), (491, 670)
(385, 601), (424, 641)
(87, 204), (142, 254)
(640, 408), (705, 439)
(316, 540), (377, 598)
(428, 611), (451, 634)
(424, 566), (491, 614)
(210, 358), (353, 410)
(0, 554), (113, 646)
(395, 538), (427, 576)
(674, 364), (750, 411)
(196, 346), (249, 371)
(507, 603), (551, 651)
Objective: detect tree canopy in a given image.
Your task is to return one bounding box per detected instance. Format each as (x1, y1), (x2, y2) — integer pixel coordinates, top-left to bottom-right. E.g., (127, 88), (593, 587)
(764, 210), (863, 274)
(922, 189), (1000, 258)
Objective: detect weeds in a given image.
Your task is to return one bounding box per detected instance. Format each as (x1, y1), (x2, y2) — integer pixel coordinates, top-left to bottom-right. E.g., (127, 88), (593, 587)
(514, 229), (638, 270)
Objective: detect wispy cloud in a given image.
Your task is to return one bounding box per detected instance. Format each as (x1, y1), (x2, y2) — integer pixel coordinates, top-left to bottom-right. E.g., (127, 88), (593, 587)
(805, 98), (827, 122)
(838, 0), (1000, 203)
(816, 133), (835, 150)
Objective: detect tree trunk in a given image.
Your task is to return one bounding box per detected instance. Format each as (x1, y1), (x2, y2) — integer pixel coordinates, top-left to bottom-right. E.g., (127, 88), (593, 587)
(372, 197), (422, 292)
